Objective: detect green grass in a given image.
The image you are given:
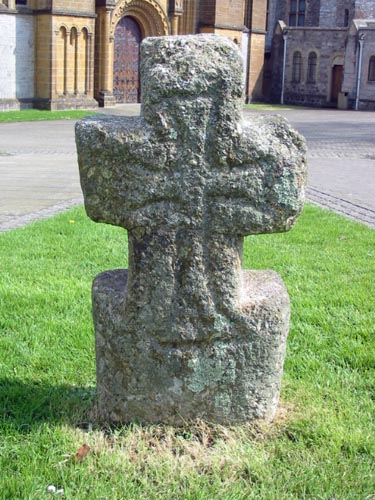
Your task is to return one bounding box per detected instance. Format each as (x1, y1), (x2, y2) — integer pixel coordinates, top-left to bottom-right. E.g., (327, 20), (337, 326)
(0, 204), (374, 499)
(244, 103), (308, 111)
(0, 109), (98, 123)
(0, 105), (305, 123)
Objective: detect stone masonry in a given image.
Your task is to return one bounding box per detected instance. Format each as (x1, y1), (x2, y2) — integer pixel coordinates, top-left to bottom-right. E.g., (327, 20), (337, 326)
(76, 35), (307, 425)
(267, 0), (375, 109)
(0, 11), (34, 110)
(0, 0), (269, 110)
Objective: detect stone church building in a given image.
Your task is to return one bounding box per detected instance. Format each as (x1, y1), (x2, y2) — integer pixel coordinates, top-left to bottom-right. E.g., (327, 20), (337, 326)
(266, 0), (375, 110)
(0, 0), (268, 110)
(1, 0), (374, 111)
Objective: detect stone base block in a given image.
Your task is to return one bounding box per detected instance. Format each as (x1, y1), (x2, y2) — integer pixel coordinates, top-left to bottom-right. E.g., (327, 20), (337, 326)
(0, 98), (29, 111)
(97, 91), (117, 108)
(92, 269), (290, 425)
(34, 96), (98, 111)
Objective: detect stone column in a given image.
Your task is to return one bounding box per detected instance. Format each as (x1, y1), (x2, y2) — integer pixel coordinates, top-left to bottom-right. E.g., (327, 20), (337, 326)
(98, 6), (116, 107)
(245, 0), (267, 102)
(168, 0), (183, 35)
(170, 15), (179, 35)
(86, 33), (92, 95)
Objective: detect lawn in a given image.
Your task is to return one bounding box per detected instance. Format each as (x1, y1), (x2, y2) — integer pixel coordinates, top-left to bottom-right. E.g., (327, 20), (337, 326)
(0, 204), (374, 499)
(0, 109), (98, 123)
(0, 104), (303, 123)
(244, 103), (308, 111)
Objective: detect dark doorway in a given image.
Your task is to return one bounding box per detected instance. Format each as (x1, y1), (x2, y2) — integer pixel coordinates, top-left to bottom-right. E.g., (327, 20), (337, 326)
(113, 17), (142, 103)
(331, 65), (343, 103)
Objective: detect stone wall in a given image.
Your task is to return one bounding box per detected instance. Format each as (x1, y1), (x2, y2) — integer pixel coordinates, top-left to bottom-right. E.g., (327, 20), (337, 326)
(354, 0), (375, 18)
(246, 0), (267, 101)
(268, 0), (375, 108)
(306, 0), (320, 27)
(16, 13), (35, 104)
(0, 13), (17, 109)
(0, 12), (34, 110)
(53, 0), (95, 13)
(265, 0), (278, 51)
(319, 0), (338, 27)
(336, 0), (353, 28)
(273, 27), (347, 106)
(342, 23), (375, 110)
(198, 0), (245, 28)
(266, 0), (321, 52)
(179, 0), (198, 34)
(360, 30), (375, 109)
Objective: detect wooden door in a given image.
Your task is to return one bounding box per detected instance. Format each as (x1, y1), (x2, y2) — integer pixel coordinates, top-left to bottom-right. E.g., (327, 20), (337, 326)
(113, 17), (142, 103)
(331, 65), (343, 103)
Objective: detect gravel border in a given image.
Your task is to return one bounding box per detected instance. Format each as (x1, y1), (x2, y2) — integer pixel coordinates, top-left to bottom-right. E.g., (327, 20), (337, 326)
(0, 198), (83, 233)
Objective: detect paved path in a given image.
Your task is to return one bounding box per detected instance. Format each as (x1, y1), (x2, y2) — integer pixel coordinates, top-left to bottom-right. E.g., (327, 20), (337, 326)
(0, 105), (374, 232)
(248, 108), (375, 228)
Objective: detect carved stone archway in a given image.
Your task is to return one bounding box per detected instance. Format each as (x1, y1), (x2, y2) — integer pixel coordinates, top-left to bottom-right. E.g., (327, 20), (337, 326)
(113, 16), (142, 103)
(110, 0), (170, 39)
(96, 0), (169, 106)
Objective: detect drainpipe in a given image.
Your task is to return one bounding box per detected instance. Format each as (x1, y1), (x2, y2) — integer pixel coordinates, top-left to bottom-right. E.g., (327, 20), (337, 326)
(281, 31), (288, 105)
(355, 33), (365, 111)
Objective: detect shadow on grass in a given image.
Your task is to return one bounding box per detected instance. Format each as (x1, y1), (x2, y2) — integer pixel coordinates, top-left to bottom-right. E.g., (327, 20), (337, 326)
(0, 378), (96, 432)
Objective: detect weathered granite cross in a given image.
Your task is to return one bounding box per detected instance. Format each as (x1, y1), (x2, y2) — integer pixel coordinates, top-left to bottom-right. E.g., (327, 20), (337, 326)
(76, 34), (307, 424)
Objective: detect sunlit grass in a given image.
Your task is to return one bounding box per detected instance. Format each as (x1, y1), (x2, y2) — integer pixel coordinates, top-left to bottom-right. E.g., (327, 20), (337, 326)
(0, 204), (374, 499)
(0, 109), (98, 123)
(244, 103), (309, 111)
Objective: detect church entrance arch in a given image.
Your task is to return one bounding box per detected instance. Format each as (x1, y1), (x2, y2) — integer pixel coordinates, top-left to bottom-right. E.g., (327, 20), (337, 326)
(109, 0), (170, 104)
(113, 16), (142, 103)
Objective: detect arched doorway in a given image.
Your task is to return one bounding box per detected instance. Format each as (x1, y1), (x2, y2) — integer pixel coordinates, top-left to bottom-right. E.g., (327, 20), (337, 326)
(331, 65), (343, 104)
(113, 16), (142, 103)
(330, 55), (344, 104)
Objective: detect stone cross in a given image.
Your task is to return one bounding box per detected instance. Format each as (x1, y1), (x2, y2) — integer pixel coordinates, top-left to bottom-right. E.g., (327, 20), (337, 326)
(76, 35), (307, 424)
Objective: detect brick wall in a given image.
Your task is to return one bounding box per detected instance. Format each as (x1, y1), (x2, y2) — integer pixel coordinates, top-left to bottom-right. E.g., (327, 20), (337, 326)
(247, 32), (266, 100)
(52, 0), (95, 14)
(251, 0), (266, 29)
(199, 0), (245, 28)
(215, 0), (244, 26)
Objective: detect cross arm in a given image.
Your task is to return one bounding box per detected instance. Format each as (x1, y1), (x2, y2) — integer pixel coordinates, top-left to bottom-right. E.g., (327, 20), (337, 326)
(206, 115), (307, 236)
(76, 115), (184, 230)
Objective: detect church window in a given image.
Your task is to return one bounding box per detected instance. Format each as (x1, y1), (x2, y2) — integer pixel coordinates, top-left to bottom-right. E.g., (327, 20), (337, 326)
(369, 56), (375, 82)
(289, 0), (305, 27)
(344, 9), (349, 27)
(307, 52), (317, 83)
(70, 28), (78, 94)
(56, 27), (67, 95)
(292, 51), (302, 83)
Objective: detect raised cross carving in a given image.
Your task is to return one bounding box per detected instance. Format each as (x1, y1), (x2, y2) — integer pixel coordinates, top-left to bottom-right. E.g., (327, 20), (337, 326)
(76, 35), (307, 423)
